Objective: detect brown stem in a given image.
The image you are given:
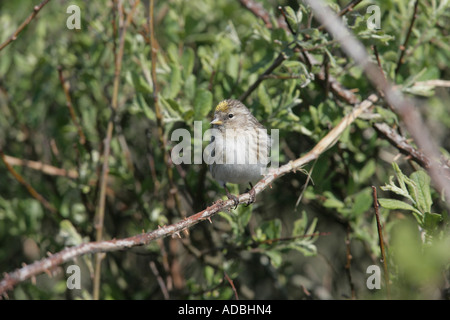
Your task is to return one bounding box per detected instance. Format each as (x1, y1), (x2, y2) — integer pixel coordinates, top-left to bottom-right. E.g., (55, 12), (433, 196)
(372, 186), (391, 299)
(395, 0), (420, 76)
(0, 150), (58, 214)
(0, 93), (378, 296)
(93, 0), (141, 300)
(57, 67), (88, 148)
(239, 52), (287, 102)
(0, 0), (51, 52)
(304, 0), (450, 207)
(345, 226), (356, 299)
(2, 154), (78, 179)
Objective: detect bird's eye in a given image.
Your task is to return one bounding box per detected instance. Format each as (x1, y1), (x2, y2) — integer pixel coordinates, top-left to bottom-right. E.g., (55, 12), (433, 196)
(228, 114), (234, 119)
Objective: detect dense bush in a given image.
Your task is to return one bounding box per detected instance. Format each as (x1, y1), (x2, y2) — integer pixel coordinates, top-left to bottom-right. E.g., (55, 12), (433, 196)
(0, 0), (449, 299)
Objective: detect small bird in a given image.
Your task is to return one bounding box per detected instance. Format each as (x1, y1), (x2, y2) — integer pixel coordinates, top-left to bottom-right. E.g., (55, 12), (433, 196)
(208, 99), (270, 207)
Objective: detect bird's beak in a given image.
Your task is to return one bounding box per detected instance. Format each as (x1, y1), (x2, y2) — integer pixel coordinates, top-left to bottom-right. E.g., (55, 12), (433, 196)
(210, 118), (223, 126)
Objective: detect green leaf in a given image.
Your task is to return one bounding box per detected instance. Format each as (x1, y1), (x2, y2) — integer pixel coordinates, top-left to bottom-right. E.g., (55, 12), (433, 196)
(323, 191), (345, 209)
(59, 219), (84, 246)
(265, 250), (283, 268)
(204, 265), (215, 285)
(257, 84), (272, 114)
(237, 204), (252, 230)
(193, 89), (213, 120)
(352, 189), (373, 216)
(378, 198), (423, 224)
(305, 216), (318, 237)
(358, 159), (376, 183)
(378, 198), (417, 212)
(409, 170), (433, 214)
(164, 62), (182, 99)
(290, 241), (317, 257)
(380, 163), (416, 205)
(181, 47), (195, 79)
(292, 212), (308, 236)
(284, 7), (299, 32)
(260, 219), (282, 240)
(423, 212), (442, 231)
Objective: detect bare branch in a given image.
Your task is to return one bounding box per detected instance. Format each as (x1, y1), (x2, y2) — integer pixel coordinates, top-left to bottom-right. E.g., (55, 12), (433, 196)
(93, 0), (141, 300)
(395, 0), (420, 76)
(149, 261), (170, 300)
(373, 123), (430, 168)
(303, 0), (450, 205)
(238, 0), (274, 29)
(239, 51), (288, 102)
(317, 0), (364, 31)
(148, 0), (184, 217)
(224, 272), (239, 300)
(57, 67), (88, 148)
(344, 226), (356, 299)
(0, 94), (378, 296)
(1, 154), (78, 179)
(0, 150), (58, 214)
(0, 0), (51, 52)
(238, 0), (360, 104)
(372, 186), (390, 299)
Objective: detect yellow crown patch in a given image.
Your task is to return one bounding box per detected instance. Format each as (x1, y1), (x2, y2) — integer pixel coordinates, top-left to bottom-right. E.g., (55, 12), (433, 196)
(215, 100), (229, 113)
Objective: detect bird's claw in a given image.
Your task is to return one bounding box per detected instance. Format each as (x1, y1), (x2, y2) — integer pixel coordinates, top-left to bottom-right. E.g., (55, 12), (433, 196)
(244, 183), (256, 206)
(227, 194), (239, 209)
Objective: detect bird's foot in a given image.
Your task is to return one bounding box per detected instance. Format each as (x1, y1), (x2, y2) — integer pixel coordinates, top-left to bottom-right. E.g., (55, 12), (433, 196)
(244, 182), (256, 206)
(224, 184), (239, 209)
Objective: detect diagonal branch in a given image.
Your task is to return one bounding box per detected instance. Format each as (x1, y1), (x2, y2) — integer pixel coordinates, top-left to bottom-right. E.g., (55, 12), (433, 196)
(148, 0), (183, 217)
(317, 0), (364, 31)
(0, 0), (51, 52)
(303, 0), (450, 205)
(57, 67), (88, 148)
(92, 0), (141, 300)
(0, 93), (378, 296)
(372, 186), (391, 299)
(0, 150), (58, 214)
(1, 154), (78, 179)
(238, 0), (360, 105)
(395, 0), (420, 76)
(239, 51), (288, 102)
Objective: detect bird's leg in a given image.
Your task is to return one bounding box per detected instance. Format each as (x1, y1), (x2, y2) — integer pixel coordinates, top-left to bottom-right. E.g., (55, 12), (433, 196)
(245, 182), (256, 206)
(224, 184), (239, 209)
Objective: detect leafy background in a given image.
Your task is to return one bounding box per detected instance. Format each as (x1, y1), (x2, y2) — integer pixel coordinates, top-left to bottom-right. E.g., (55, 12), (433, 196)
(0, 0), (449, 299)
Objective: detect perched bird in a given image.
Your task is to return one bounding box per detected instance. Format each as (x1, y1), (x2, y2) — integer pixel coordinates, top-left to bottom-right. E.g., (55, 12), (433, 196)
(208, 99), (270, 207)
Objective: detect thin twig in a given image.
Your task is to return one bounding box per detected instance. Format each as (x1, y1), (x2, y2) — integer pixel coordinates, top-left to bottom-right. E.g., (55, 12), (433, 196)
(0, 0), (51, 52)
(0, 150), (58, 214)
(294, 159), (316, 210)
(57, 66), (87, 147)
(148, 0), (186, 291)
(372, 186), (390, 299)
(278, 6), (297, 35)
(0, 93), (379, 296)
(239, 51), (288, 102)
(149, 0), (184, 217)
(303, 0), (450, 206)
(2, 154), (78, 179)
(395, 0), (420, 76)
(149, 261), (170, 299)
(344, 225), (356, 299)
(237, 0), (273, 29)
(224, 272), (239, 300)
(373, 122), (434, 170)
(93, 0), (141, 300)
(412, 79), (450, 88)
(251, 232), (330, 247)
(239, 0), (360, 105)
(372, 45), (384, 77)
(317, 0), (364, 31)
